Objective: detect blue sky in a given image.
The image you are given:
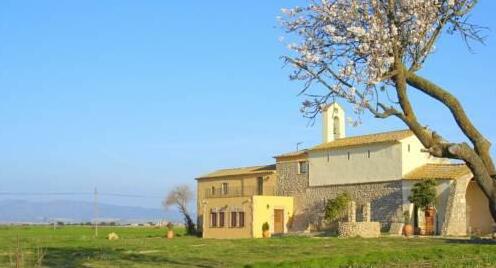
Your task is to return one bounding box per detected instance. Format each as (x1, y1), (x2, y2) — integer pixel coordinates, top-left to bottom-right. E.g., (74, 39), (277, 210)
(0, 1), (495, 209)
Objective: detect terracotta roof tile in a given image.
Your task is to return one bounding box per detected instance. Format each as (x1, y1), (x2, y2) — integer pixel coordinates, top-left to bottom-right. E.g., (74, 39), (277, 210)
(196, 164), (276, 179)
(404, 164), (472, 180)
(310, 129), (413, 151)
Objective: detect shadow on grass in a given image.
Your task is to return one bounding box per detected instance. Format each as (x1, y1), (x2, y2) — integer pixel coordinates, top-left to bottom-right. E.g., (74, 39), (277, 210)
(443, 237), (496, 245)
(42, 247), (215, 268)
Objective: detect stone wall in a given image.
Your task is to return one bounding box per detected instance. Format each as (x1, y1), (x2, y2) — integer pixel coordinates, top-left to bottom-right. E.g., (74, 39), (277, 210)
(442, 175), (471, 236)
(276, 161), (308, 196)
(338, 222), (381, 238)
(276, 160), (403, 232)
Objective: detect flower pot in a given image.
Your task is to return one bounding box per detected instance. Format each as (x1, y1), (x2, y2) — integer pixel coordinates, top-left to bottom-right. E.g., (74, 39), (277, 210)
(403, 224), (414, 237)
(262, 230), (271, 238)
(167, 230), (174, 239)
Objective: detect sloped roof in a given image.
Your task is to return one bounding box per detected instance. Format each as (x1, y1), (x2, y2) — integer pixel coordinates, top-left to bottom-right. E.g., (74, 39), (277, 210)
(196, 164), (276, 180)
(274, 149), (308, 159)
(404, 164), (472, 180)
(310, 129), (414, 151)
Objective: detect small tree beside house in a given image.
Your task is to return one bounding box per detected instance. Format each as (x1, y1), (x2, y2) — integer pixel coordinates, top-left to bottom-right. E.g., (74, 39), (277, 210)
(163, 185), (196, 235)
(408, 179), (437, 235)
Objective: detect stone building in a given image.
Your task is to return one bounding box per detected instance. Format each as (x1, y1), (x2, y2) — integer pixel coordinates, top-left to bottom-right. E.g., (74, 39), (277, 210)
(196, 103), (494, 238)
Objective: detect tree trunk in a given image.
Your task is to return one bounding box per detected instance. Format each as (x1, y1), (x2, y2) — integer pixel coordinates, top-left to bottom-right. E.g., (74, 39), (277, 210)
(397, 69), (496, 223)
(184, 213), (196, 235)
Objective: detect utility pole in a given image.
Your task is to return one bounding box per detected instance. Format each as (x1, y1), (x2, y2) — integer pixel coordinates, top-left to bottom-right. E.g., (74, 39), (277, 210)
(94, 187), (98, 237)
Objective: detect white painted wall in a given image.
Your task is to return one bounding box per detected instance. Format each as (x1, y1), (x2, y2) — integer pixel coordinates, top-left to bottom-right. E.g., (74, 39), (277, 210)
(308, 134), (451, 187)
(400, 135), (450, 175)
(308, 142), (403, 186)
(401, 180), (453, 233)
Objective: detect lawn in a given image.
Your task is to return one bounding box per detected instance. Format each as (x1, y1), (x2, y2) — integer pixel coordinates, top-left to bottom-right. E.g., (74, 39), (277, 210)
(0, 226), (495, 267)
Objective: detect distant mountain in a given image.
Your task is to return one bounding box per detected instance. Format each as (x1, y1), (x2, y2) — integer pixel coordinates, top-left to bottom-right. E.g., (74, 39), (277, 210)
(0, 199), (181, 224)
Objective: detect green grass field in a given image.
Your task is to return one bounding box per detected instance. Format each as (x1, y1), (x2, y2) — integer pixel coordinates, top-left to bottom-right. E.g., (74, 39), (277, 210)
(1, 226), (496, 267)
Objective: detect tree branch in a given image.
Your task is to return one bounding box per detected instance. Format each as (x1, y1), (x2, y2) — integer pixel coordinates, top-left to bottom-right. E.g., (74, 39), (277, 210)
(405, 70), (495, 177)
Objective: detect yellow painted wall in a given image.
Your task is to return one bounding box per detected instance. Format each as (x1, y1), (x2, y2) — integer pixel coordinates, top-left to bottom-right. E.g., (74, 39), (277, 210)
(196, 173), (276, 233)
(466, 181), (495, 235)
(400, 135), (450, 175)
(252, 196), (293, 238)
(201, 196), (253, 239)
(196, 174), (277, 232)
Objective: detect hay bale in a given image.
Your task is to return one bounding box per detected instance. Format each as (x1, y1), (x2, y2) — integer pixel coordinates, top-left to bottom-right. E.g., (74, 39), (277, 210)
(107, 232), (119, 240)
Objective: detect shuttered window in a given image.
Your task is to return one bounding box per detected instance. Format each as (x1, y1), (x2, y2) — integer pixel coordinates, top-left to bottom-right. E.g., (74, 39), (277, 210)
(239, 212), (245, 228)
(231, 212), (237, 227)
(210, 212), (217, 227)
(219, 212), (225, 227)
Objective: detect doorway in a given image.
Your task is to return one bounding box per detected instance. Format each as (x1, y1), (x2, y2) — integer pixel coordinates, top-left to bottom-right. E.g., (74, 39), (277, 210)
(274, 209), (284, 234)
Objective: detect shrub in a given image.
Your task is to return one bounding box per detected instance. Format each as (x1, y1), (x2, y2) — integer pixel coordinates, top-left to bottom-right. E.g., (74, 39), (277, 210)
(166, 222), (174, 231)
(324, 192), (351, 223)
(262, 222), (270, 232)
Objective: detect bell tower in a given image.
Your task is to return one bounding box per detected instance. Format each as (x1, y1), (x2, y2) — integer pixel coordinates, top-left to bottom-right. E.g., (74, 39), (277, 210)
(322, 102), (345, 143)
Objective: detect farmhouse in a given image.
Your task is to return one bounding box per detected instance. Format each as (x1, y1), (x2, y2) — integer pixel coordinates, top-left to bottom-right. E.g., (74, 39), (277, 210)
(196, 103), (494, 238)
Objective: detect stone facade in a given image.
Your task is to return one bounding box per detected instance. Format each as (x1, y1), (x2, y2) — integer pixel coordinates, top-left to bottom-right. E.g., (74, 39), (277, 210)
(338, 222), (381, 238)
(276, 160), (403, 231)
(442, 175), (472, 236)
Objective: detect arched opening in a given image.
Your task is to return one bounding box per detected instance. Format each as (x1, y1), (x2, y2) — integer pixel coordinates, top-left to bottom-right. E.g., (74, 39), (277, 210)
(333, 116), (340, 139)
(466, 180), (494, 235)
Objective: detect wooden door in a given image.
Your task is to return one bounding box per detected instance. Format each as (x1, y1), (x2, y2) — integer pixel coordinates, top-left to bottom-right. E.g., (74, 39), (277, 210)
(424, 208), (436, 235)
(274, 209), (284, 234)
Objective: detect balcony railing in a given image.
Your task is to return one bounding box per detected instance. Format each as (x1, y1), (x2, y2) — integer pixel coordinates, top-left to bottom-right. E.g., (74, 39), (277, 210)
(204, 186), (275, 198)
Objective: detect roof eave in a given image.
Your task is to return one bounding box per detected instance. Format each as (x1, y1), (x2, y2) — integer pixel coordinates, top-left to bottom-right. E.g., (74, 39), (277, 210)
(195, 170), (277, 180)
(308, 140), (402, 152)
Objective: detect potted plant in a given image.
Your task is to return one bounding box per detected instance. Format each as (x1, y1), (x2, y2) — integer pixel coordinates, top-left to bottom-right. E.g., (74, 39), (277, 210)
(408, 179), (437, 235)
(262, 222), (270, 238)
(402, 211), (414, 237)
(166, 222), (174, 239)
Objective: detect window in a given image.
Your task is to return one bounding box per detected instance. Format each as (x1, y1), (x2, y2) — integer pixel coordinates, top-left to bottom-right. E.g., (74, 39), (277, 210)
(327, 151), (330, 162)
(221, 183), (228, 195)
(210, 212), (217, 227)
(257, 177), (264, 195)
(211, 186), (216, 196)
(219, 212), (225, 227)
(347, 152), (351, 160)
(239, 212), (245, 227)
(408, 144), (411, 152)
(298, 161), (308, 174)
(367, 150), (371, 159)
(231, 212), (237, 227)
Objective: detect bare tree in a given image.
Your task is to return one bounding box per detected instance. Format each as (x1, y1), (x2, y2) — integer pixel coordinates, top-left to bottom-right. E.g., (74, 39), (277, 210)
(163, 185), (196, 235)
(280, 1), (496, 221)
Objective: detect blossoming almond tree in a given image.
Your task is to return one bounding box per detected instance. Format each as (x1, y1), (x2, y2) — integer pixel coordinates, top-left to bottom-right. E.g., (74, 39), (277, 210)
(280, 0), (496, 221)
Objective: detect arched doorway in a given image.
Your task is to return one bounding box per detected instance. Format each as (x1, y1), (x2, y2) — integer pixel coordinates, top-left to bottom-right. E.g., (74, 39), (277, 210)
(466, 180), (494, 235)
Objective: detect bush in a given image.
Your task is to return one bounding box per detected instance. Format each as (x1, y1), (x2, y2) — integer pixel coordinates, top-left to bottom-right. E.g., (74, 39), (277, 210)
(324, 192), (351, 223)
(262, 222), (270, 232)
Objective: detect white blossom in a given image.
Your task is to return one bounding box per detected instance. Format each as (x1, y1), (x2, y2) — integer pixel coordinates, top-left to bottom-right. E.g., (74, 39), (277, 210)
(280, 0), (474, 117)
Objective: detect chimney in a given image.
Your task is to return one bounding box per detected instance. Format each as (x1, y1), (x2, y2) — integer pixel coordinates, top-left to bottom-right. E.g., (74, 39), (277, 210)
(322, 102), (345, 143)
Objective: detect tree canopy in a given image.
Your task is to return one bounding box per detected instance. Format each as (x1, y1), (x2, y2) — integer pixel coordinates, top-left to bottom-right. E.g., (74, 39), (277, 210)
(281, 0), (496, 221)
